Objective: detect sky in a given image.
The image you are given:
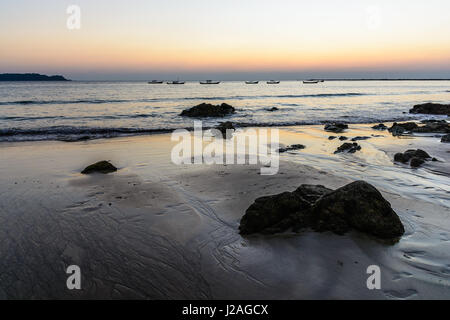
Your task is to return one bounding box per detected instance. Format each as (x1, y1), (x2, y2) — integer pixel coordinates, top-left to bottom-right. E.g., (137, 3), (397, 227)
(1, 0), (450, 80)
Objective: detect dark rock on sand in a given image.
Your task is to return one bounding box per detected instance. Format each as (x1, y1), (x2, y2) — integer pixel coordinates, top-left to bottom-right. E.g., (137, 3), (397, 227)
(351, 136), (371, 141)
(180, 103), (235, 117)
(414, 121), (450, 134)
(328, 136), (337, 140)
(239, 185), (332, 235)
(308, 181), (405, 239)
(409, 103), (450, 116)
(389, 122), (418, 136)
(389, 121), (449, 136)
(240, 181), (404, 240)
(267, 107), (279, 112)
(324, 123), (348, 133)
(278, 144), (306, 153)
(441, 134), (450, 143)
(334, 142), (361, 154)
(372, 123), (388, 130)
(394, 149), (432, 167)
(81, 161), (117, 174)
(339, 136), (348, 141)
(410, 157), (425, 168)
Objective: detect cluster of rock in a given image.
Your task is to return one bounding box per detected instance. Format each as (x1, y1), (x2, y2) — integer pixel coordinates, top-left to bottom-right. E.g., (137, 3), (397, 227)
(334, 142), (361, 154)
(388, 120), (449, 136)
(239, 181), (405, 241)
(394, 149), (436, 168)
(180, 103), (235, 118)
(409, 103), (450, 116)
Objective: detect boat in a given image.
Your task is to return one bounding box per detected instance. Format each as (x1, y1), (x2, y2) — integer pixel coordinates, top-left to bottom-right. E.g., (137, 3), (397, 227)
(303, 80), (320, 84)
(148, 80), (163, 84)
(267, 80), (280, 84)
(167, 80), (185, 85)
(200, 80), (220, 84)
(245, 81), (259, 84)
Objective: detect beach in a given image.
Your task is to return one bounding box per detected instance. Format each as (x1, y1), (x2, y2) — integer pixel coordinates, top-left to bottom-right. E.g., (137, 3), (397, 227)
(1, 123), (448, 299)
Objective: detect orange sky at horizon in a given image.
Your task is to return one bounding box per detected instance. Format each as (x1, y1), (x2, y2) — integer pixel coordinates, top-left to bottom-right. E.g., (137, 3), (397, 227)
(1, 0), (450, 77)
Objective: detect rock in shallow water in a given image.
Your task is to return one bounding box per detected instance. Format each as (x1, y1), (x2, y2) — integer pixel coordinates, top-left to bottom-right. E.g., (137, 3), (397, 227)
(239, 181), (405, 241)
(409, 103), (450, 116)
(81, 161), (117, 174)
(180, 103), (235, 118)
(442, 134), (450, 143)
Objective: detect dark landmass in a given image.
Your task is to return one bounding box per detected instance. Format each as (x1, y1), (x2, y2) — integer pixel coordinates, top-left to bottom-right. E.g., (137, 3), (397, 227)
(0, 73), (70, 81)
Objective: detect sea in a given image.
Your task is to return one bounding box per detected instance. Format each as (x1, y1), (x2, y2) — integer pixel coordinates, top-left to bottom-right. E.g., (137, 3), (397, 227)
(0, 80), (449, 142)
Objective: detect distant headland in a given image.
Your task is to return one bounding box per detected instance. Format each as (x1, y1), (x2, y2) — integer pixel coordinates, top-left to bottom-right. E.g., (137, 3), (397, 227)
(0, 73), (70, 81)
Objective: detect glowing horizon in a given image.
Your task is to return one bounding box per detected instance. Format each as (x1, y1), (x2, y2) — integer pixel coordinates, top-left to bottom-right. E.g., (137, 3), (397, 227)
(1, 0), (450, 80)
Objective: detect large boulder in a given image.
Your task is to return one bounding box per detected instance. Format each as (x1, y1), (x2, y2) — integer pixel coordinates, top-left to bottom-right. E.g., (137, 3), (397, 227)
(180, 103), (235, 117)
(239, 181), (405, 241)
(409, 103), (450, 116)
(308, 181), (405, 239)
(81, 161), (117, 174)
(239, 185), (332, 235)
(388, 122), (418, 136)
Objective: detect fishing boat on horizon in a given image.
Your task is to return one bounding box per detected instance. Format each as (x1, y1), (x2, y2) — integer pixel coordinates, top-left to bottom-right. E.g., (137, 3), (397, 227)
(245, 81), (259, 84)
(167, 80), (185, 84)
(148, 80), (163, 84)
(303, 80), (320, 84)
(199, 80), (220, 84)
(267, 80), (280, 84)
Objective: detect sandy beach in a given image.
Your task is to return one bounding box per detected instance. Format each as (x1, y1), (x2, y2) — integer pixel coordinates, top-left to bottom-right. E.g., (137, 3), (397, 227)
(1, 123), (448, 299)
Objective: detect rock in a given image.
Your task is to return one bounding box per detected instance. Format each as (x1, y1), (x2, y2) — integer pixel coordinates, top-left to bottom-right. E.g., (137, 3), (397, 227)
(339, 136), (348, 141)
(215, 121), (235, 138)
(239, 185), (332, 235)
(388, 122), (418, 136)
(308, 181), (405, 239)
(409, 103), (450, 116)
(351, 136), (371, 141)
(278, 144), (306, 153)
(414, 121), (449, 134)
(393, 149), (432, 167)
(410, 157), (425, 168)
(267, 107), (279, 112)
(324, 123), (348, 133)
(328, 136), (337, 140)
(334, 142), (361, 154)
(239, 181), (405, 241)
(180, 103), (235, 117)
(389, 121), (449, 136)
(372, 123), (388, 130)
(81, 161), (117, 174)
(441, 134), (450, 143)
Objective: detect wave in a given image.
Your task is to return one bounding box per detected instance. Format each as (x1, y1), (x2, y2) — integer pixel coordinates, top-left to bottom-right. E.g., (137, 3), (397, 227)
(0, 114), (424, 142)
(0, 93), (369, 106)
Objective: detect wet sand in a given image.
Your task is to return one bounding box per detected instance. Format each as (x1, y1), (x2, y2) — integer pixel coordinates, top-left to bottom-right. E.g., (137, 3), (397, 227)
(0, 124), (449, 299)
